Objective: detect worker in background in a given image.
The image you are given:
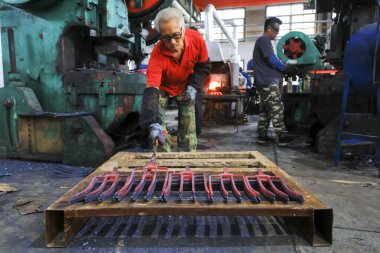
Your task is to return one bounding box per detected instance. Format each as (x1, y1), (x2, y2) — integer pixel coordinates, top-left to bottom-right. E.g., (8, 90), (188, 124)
(247, 58), (253, 72)
(239, 66), (252, 90)
(253, 17), (298, 146)
(140, 8), (211, 152)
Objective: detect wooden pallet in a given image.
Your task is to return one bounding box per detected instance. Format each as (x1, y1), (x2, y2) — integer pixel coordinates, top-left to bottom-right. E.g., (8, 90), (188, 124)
(45, 151), (333, 247)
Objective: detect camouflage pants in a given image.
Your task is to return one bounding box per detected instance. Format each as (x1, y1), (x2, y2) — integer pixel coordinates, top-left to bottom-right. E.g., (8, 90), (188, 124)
(256, 85), (286, 136)
(158, 89), (197, 152)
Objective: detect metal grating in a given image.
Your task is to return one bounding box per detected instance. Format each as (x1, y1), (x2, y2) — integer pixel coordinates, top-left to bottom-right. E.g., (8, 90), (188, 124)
(45, 151), (333, 247)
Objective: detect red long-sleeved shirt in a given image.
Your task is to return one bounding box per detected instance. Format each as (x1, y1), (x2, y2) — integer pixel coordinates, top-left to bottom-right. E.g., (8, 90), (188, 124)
(146, 29), (209, 96)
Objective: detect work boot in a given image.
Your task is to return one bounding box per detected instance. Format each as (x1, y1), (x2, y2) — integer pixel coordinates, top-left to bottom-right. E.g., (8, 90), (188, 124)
(278, 133), (297, 146)
(256, 135), (274, 144)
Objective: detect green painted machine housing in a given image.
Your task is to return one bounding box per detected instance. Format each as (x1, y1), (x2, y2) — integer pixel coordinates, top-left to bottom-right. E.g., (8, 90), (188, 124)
(276, 31), (327, 132)
(0, 1), (152, 165)
(277, 31), (324, 75)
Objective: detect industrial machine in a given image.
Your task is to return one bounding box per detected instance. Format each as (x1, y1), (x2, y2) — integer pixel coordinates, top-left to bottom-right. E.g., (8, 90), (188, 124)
(276, 30), (328, 131)
(313, 0), (379, 156)
(276, 0), (379, 158)
(0, 0), (199, 166)
(277, 31), (324, 73)
(195, 5), (244, 127)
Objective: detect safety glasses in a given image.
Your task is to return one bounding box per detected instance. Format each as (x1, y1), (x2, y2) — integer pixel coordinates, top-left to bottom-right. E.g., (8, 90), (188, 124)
(270, 26), (280, 33)
(161, 29), (183, 42)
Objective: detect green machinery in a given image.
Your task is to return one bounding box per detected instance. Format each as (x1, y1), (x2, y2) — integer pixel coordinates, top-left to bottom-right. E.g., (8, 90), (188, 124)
(277, 31), (324, 73)
(276, 24), (376, 156)
(276, 31), (326, 130)
(0, 0), (198, 166)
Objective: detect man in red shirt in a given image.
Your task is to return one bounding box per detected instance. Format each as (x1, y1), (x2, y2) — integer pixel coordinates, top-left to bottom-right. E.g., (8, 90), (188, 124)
(140, 7), (211, 152)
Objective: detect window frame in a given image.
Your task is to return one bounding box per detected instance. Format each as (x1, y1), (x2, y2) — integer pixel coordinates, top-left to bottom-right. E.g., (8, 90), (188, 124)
(200, 7), (246, 42)
(266, 3), (316, 37)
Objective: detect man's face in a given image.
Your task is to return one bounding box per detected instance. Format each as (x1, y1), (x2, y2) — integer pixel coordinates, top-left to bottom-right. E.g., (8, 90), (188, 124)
(159, 20), (184, 53)
(268, 23), (280, 39)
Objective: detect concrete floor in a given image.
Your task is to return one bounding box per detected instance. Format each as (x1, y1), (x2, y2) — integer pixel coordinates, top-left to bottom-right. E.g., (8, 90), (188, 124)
(0, 115), (379, 253)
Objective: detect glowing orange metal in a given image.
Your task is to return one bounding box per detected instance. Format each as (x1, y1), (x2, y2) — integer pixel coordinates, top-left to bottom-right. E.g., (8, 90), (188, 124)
(308, 70), (338, 75)
(208, 81), (222, 91)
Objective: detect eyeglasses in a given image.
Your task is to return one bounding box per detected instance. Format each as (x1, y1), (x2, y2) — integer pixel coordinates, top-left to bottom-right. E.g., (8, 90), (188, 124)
(161, 31), (182, 42)
(270, 26), (280, 33)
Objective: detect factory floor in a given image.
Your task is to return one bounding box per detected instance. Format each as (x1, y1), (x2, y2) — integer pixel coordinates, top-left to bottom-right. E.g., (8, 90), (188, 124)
(0, 115), (379, 253)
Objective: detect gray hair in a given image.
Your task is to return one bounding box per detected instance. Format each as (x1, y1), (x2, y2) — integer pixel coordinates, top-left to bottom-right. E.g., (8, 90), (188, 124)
(154, 7), (185, 32)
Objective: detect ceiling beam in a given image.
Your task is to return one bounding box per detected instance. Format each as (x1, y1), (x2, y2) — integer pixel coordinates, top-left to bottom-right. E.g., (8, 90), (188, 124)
(193, 0), (307, 9)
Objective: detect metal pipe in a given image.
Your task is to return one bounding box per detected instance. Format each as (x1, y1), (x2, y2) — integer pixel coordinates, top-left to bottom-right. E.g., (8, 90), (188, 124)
(233, 22), (238, 59)
(205, 4), (237, 49)
(185, 21), (203, 28)
(189, 0), (193, 27)
(373, 1), (380, 85)
(204, 5), (214, 41)
(230, 20), (240, 91)
(172, 0), (193, 23)
(204, 4), (240, 89)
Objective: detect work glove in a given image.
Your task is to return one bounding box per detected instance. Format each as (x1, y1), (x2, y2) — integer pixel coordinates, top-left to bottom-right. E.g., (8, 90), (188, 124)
(140, 87), (161, 129)
(149, 123), (165, 146)
(184, 85), (197, 104)
(283, 64), (300, 77)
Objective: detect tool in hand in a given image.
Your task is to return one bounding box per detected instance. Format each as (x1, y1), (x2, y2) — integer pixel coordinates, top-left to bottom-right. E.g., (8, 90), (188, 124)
(150, 130), (167, 164)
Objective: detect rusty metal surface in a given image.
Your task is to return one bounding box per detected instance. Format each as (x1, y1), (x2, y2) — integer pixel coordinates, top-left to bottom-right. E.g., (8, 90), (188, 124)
(19, 117), (63, 158)
(45, 151), (333, 247)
